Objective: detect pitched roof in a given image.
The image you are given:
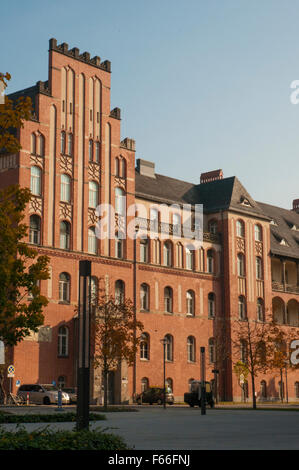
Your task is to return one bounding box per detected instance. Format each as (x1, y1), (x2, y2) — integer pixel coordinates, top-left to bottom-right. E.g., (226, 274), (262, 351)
(135, 171), (268, 219)
(258, 202), (299, 260)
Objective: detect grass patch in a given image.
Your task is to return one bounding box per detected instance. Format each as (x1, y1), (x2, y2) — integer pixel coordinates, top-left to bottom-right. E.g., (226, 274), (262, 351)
(0, 412), (106, 423)
(0, 427), (130, 450)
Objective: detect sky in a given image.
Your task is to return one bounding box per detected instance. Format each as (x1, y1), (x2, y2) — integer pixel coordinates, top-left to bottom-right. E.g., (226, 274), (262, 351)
(1, 0), (299, 209)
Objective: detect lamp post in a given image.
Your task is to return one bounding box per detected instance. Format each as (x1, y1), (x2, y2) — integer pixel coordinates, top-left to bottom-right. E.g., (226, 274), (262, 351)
(132, 224), (139, 403)
(284, 360), (289, 404)
(200, 347), (206, 415)
(160, 338), (168, 409)
(76, 260), (91, 431)
(280, 368), (284, 403)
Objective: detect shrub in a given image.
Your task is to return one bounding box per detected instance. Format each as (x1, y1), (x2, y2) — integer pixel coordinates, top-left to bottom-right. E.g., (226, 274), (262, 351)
(0, 412), (105, 423)
(0, 427), (130, 450)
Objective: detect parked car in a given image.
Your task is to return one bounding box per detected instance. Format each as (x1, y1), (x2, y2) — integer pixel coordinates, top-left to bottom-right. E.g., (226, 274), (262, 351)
(62, 387), (77, 404)
(135, 387), (174, 405)
(184, 380), (215, 408)
(17, 384), (70, 405)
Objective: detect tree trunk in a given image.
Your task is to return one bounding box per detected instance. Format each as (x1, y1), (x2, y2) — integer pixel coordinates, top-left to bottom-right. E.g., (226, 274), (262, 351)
(0, 370), (6, 405)
(103, 369), (108, 411)
(251, 374), (256, 410)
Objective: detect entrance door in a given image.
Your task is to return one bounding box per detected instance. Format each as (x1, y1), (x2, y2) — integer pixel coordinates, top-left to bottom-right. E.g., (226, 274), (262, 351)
(107, 371), (115, 404)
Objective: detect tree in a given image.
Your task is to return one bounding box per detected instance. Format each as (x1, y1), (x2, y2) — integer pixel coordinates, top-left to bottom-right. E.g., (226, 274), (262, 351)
(0, 72), (32, 156)
(231, 318), (293, 409)
(93, 288), (144, 410)
(0, 185), (50, 402)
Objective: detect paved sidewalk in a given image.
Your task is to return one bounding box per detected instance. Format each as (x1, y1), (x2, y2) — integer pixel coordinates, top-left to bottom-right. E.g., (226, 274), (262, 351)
(1, 406), (299, 450)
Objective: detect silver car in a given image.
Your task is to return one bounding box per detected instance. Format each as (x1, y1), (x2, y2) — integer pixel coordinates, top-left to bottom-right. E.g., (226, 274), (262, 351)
(17, 384), (70, 405)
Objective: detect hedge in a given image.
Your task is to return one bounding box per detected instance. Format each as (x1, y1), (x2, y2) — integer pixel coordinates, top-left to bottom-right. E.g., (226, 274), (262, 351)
(0, 427), (130, 450)
(0, 412), (106, 423)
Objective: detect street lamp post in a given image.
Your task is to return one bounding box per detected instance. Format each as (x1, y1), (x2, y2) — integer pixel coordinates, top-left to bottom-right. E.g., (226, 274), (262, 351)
(160, 338), (168, 409)
(76, 260), (91, 431)
(285, 360), (289, 404)
(200, 347), (206, 415)
(280, 368), (284, 403)
(132, 225), (139, 403)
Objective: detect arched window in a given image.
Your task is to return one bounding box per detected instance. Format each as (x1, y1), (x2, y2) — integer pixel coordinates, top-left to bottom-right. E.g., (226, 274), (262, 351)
(95, 142), (100, 163)
(239, 296), (247, 320)
(30, 166), (42, 196)
(188, 379), (195, 392)
(67, 134), (73, 156)
(88, 226), (97, 254)
(295, 382), (299, 399)
(60, 174), (71, 203)
(90, 276), (98, 308)
(186, 290), (195, 316)
(140, 238), (149, 263)
(57, 376), (66, 389)
(166, 378), (173, 393)
(163, 241), (172, 267)
(29, 215), (41, 244)
(256, 257), (263, 280)
(186, 245), (194, 270)
(176, 243), (183, 268)
(257, 298), (264, 322)
(89, 140), (93, 161)
(207, 249), (214, 273)
(187, 336), (196, 362)
(255, 224), (263, 242)
(141, 377), (149, 392)
(115, 231), (124, 259)
(60, 220), (71, 250)
(58, 326), (69, 356)
(115, 157), (120, 176)
(164, 335), (173, 362)
(61, 131), (66, 154)
(208, 220), (218, 234)
(31, 133), (36, 154)
(236, 220), (245, 238)
(208, 293), (216, 318)
(59, 273), (70, 303)
(237, 253), (245, 277)
(115, 187), (126, 216)
(209, 338), (216, 363)
(120, 158), (126, 178)
(38, 134), (45, 156)
(164, 287), (173, 313)
(115, 280), (125, 304)
(140, 333), (150, 360)
(140, 283), (149, 311)
(240, 339), (248, 364)
(260, 380), (267, 399)
(89, 181), (99, 208)
(257, 341), (267, 365)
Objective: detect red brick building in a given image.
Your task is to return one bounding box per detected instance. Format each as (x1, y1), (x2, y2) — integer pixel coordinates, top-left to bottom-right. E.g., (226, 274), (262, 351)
(2, 38), (299, 403)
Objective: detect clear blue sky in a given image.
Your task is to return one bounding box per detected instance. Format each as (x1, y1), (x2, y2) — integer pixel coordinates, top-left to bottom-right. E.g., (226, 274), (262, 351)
(2, 0), (299, 209)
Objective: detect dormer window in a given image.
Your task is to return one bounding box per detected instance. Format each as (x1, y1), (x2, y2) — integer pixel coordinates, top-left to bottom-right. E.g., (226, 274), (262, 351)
(280, 238), (288, 246)
(240, 197), (252, 207)
(270, 219), (278, 226)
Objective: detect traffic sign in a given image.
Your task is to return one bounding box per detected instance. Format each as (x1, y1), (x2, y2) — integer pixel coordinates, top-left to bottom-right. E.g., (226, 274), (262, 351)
(16, 380), (21, 387)
(7, 365), (15, 378)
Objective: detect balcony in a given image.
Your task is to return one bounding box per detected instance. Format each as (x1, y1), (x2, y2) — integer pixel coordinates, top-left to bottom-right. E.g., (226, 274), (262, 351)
(272, 281), (299, 295)
(135, 217), (221, 243)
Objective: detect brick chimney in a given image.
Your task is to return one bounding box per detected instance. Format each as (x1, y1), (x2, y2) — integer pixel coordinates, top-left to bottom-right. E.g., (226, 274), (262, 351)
(200, 169), (223, 184)
(292, 199), (299, 213)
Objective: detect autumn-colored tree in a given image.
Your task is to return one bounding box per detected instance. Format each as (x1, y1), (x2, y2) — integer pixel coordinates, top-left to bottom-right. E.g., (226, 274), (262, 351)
(0, 72), (32, 156)
(93, 289), (143, 410)
(231, 318), (293, 409)
(0, 185), (50, 402)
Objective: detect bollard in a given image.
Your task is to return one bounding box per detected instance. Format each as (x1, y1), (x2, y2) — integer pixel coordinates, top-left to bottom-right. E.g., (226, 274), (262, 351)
(56, 389), (63, 411)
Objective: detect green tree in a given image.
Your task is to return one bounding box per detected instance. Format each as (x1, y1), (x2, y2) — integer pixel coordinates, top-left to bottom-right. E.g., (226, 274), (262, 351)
(0, 185), (50, 402)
